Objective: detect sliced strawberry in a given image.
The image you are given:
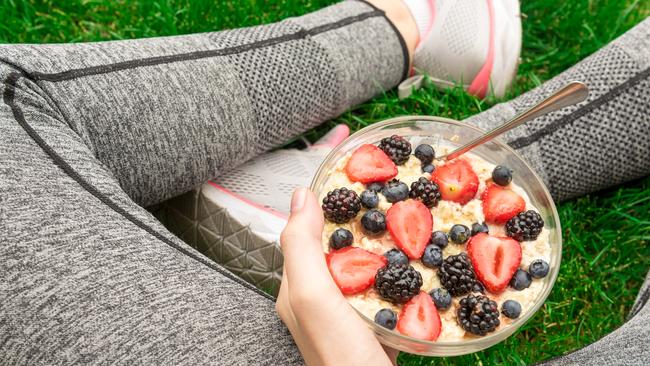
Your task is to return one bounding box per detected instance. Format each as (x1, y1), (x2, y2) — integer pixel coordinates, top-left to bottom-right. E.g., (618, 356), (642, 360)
(326, 247), (387, 295)
(386, 199), (433, 259)
(431, 159), (479, 205)
(345, 144), (398, 183)
(467, 233), (522, 293)
(397, 292), (441, 341)
(481, 183), (526, 224)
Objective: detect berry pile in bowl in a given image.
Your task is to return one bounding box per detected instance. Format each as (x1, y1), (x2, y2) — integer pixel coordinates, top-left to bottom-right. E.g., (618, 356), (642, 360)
(310, 116), (561, 356)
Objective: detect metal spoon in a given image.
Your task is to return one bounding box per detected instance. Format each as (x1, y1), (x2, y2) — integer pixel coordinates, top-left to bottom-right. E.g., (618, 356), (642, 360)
(440, 81), (589, 161)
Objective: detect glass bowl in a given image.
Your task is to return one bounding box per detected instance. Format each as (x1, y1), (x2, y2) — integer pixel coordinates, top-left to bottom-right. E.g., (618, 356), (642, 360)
(310, 116), (562, 356)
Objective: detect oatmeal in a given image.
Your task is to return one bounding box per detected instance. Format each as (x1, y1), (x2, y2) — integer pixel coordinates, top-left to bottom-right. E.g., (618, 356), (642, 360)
(320, 135), (551, 342)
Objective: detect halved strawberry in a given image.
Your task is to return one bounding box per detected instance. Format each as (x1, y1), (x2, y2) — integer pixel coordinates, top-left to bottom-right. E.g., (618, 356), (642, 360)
(326, 247), (387, 295)
(345, 144), (398, 183)
(397, 292), (441, 341)
(481, 183), (525, 224)
(430, 159), (479, 205)
(467, 233), (522, 293)
(386, 199), (433, 259)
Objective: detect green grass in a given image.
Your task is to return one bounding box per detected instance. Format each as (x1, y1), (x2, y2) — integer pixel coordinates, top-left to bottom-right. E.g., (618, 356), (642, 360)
(2, 0), (648, 364)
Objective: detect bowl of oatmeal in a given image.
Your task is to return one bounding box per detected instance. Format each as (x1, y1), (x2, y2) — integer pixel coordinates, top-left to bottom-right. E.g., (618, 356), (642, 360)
(311, 116), (561, 356)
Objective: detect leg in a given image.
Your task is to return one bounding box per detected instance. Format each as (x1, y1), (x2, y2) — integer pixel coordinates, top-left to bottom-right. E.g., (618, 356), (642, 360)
(0, 0), (410, 207)
(467, 18), (650, 201)
(0, 1), (411, 363)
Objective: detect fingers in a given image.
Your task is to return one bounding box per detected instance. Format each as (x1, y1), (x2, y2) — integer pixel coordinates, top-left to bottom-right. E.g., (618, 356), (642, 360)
(280, 187), (332, 292)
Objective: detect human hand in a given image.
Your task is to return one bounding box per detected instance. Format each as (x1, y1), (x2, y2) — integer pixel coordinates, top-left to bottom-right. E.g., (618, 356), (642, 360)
(276, 187), (397, 366)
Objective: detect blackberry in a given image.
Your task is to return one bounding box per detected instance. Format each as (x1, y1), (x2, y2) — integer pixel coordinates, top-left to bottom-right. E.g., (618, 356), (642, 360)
(384, 248), (409, 266)
(414, 144), (435, 165)
(375, 264), (423, 303)
(505, 210), (544, 241)
(409, 177), (442, 207)
(429, 230), (449, 249)
(438, 253), (484, 296)
(329, 228), (353, 250)
(457, 294), (500, 336)
(471, 222), (489, 236)
(322, 188), (362, 224)
(379, 135), (412, 165)
(360, 190), (379, 209)
(382, 179), (409, 203)
(361, 209), (386, 235)
(492, 165), (513, 186)
(429, 288), (452, 310)
(449, 224), (471, 244)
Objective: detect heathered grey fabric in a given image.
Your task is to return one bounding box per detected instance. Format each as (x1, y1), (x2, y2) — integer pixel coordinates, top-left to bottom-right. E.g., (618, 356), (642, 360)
(0, 1), (405, 364)
(466, 18), (650, 202)
(0, 0), (648, 364)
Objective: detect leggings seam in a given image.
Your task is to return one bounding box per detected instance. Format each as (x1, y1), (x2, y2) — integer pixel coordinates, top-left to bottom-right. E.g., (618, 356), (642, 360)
(3, 71), (275, 302)
(510, 66), (650, 150)
(29, 10), (384, 82)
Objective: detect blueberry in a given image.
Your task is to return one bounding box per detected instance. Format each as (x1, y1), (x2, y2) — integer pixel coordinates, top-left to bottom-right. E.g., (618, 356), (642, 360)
(366, 182), (384, 192)
(510, 269), (532, 290)
(414, 144), (435, 165)
(529, 259), (550, 279)
(422, 164), (435, 173)
(429, 230), (449, 249)
(329, 228), (353, 250)
(361, 209), (386, 234)
(384, 248), (409, 266)
(429, 288), (452, 310)
(360, 190), (379, 209)
(471, 222), (489, 236)
(382, 180), (409, 203)
(374, 308), (397, 330)
(421, 244), (443, 268)
(501, 300), (522, 319)
(492, 165), (513, 186)
(449, 224), (471, 244)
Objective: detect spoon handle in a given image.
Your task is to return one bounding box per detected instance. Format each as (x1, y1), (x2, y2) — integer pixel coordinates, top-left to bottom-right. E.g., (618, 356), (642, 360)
(444, 81), (589, 161)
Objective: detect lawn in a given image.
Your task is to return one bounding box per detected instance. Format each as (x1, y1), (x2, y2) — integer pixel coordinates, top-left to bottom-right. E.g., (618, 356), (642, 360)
(2, 0), (648, 365)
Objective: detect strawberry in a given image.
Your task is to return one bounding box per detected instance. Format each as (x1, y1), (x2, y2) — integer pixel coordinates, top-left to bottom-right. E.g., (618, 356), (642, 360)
(345, 144), (398, 183)
(386, 199), (433, 259)
(430, 159), (479, 205)
(481, 183), (525, 224)
(396, 292), (441, 341)
(326, 247), (387, 295)
(467, 233), (522, 293)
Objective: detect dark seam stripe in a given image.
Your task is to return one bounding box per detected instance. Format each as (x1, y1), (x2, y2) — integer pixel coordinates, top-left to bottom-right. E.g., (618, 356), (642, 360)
(357, 0), (410, 81)
(3, 71), (275, 302)
(30, 10), (383, 82)
(510, 66), (650, 150)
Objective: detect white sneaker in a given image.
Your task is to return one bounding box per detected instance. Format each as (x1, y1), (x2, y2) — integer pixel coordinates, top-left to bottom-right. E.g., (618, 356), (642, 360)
(155, 125), (350, 293)
(399, 0), (522, 99)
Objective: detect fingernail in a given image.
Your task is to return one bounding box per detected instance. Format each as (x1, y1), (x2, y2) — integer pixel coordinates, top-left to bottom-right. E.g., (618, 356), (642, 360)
(291, 187), (308, 213)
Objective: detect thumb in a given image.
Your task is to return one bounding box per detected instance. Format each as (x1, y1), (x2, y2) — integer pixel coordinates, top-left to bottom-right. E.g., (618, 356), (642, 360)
(280, 187), (331, 289)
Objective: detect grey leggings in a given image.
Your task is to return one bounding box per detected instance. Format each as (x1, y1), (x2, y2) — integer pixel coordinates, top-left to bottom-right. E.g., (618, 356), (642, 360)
(0, 0), (648, 364)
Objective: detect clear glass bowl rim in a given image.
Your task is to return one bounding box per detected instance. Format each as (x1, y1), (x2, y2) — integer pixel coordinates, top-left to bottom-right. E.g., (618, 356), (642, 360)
(310, 115), (563, 349)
